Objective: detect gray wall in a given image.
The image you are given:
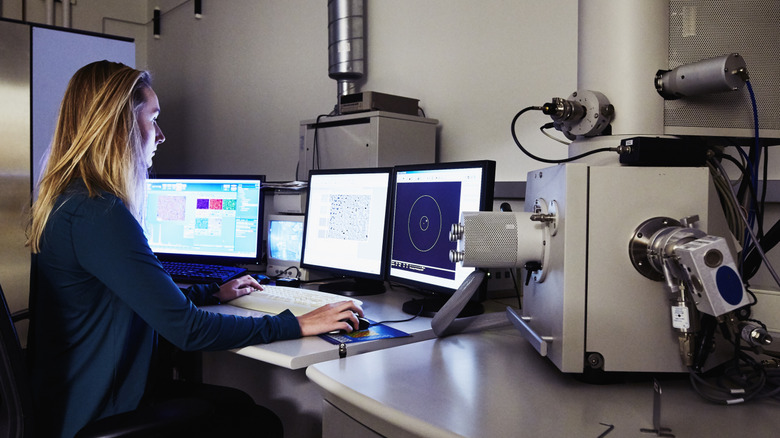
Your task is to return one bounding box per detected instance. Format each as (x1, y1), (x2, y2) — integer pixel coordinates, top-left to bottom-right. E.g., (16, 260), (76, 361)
(4, 0), (578, 182)
(141, 0), (578, 182)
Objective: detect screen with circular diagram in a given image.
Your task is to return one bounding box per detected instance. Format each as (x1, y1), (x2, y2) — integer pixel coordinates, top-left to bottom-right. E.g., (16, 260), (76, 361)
(389, 161), (495, 293)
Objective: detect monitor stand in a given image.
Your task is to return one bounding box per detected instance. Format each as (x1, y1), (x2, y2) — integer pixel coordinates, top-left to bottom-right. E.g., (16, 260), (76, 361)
(317, 278), (385, 297)
(402, 297), (484, 318)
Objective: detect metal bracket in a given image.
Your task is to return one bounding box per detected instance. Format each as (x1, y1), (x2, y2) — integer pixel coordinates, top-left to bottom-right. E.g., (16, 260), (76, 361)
(506, 307), (552, 357)
(640, 379), (675, 437)
(528, 198), (556, 283)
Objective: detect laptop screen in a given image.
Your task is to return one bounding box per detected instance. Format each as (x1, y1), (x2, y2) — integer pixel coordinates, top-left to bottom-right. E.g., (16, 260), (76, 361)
(143, 175), (265, 264)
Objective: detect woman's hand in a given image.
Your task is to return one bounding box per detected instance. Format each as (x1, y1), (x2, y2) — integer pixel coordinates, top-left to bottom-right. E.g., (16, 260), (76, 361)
(297, 301), (365, 336)
(214, 275), (263, 303)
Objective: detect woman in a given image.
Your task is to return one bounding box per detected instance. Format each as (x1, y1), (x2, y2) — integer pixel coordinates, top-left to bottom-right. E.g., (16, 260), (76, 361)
(26, 60), (363, 437)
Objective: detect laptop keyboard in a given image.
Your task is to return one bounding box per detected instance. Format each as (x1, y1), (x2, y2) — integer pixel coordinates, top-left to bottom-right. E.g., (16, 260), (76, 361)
(161, 261), (247, 284)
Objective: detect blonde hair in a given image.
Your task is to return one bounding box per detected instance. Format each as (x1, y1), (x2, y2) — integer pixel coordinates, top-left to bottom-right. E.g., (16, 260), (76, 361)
(27, 61), (153, 253)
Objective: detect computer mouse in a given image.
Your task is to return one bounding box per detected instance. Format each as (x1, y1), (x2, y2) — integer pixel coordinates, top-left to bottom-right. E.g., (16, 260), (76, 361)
(339, 315), (371, 333)
(275, 277), (300, 287)
(356, 316), (371, 331)
(251, 274), (271, 284)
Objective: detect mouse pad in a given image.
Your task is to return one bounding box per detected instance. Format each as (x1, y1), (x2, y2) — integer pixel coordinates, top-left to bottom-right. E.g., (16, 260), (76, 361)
(318, 320), (410, 344)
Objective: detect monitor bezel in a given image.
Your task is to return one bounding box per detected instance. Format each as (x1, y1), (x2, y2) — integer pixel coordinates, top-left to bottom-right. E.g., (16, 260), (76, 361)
(299, 167), (394, 283)
(386, 160), (496, 296)
(144, 173), (265, 266)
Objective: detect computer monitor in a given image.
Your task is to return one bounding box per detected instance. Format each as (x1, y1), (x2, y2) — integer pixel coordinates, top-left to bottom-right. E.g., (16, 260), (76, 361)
(143, 174), (264, 265)
(300, 167), (393, 296)
(387, 160), (496, 317)
(266, 214), (305, 278)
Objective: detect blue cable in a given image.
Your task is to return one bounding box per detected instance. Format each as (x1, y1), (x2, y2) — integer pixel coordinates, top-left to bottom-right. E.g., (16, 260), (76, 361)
(741, 80), (760, 272)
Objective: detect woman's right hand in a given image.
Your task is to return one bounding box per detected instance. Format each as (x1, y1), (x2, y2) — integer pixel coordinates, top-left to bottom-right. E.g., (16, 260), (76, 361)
(296, 301), (364, 336)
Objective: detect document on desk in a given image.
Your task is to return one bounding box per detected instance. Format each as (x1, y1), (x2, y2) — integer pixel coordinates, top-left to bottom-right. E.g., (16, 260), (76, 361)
(318, 320), (410, 345)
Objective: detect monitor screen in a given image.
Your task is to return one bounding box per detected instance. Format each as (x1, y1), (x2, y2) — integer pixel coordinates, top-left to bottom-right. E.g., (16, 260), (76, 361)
(387, 160), (495, 316)
(143, 175), (264, 265)
(266, 214), (305, 278)
(300, 167), (393, 296)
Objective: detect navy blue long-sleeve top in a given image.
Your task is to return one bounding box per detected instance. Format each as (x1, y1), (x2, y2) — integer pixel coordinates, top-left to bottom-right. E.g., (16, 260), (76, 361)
(30, 182), (302, 437)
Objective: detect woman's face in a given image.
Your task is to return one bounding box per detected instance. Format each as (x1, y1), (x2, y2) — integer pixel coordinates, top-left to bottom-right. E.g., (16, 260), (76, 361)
(137, 87), (165, 168)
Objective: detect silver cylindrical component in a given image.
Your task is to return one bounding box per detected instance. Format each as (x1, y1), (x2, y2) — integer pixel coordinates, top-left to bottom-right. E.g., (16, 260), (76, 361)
(629, 217), (704, 281)
(655, 53), (748, 100)
(645, 227), (704, 274)
(328, 0), (364, 87)
(449, 223), (464, 242)
(542, 97), (586, 125)
(543, 90), (614, 138)
(739, 321), (773, 347)
(453, 212), (545, 268)
(578, 0), (668, 136)
(337, 79), (358, 97)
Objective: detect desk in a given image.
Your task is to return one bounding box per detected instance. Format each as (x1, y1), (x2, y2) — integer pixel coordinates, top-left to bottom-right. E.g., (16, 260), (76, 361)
(205, 286), (438, 369)
(200, 287), (444, 437)
(307, 328), (780, 438)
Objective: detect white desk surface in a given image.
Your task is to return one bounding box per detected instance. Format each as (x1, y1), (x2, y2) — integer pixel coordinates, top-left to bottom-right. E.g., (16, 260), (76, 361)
(204, 287), (442, 369)
(307, 327), (780, 438)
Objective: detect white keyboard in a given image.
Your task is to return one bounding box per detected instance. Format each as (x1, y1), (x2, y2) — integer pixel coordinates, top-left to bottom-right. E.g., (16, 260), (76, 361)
(228, 284), (363, 316)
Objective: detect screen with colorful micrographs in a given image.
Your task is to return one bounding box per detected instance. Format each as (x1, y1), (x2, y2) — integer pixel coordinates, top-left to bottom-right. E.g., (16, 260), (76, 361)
(143, 175), (264, 263)
(318, 320), (410, 345)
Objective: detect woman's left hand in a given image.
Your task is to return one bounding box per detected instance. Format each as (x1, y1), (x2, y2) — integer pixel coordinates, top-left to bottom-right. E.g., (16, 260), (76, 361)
(214, 275), (263, 302)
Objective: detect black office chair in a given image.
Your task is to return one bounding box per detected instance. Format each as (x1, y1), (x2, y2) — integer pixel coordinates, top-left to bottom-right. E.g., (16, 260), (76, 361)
(0, 280), (214, 438)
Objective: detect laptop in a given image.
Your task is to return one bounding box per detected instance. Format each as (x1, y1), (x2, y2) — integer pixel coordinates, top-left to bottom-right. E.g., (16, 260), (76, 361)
(143, 174), (265, 283)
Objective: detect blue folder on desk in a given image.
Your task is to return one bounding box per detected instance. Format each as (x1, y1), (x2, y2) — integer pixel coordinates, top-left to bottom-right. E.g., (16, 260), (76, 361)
(319, 320), (410, 345)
